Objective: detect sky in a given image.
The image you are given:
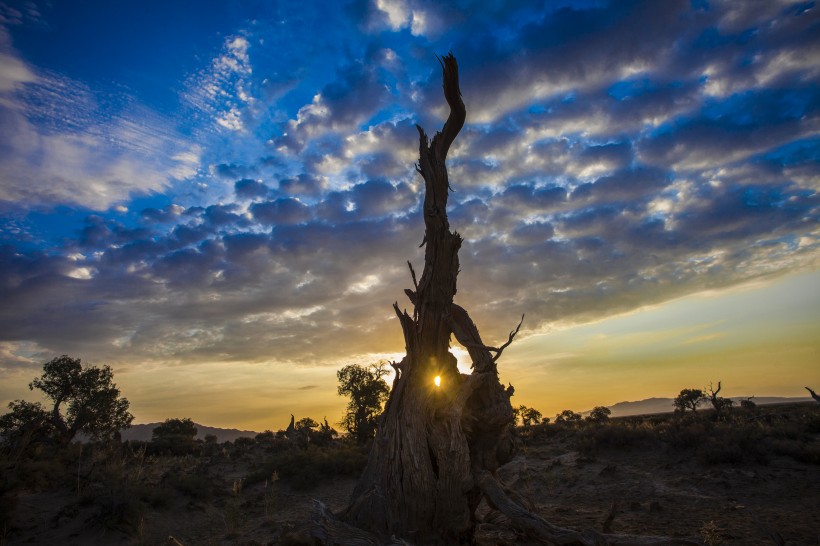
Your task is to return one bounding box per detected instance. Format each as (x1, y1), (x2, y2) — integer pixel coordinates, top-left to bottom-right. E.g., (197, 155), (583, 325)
(0, 0), (818, 432)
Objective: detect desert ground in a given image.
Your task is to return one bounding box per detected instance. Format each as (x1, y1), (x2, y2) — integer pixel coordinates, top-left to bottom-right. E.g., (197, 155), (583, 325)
(2, 402), (818, 545)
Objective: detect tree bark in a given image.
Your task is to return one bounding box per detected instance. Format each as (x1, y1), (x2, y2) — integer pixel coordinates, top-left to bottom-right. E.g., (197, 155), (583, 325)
(336, 54), (515, 544)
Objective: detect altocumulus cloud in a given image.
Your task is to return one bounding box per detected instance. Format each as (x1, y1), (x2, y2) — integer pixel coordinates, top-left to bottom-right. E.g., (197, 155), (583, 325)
(0, 0), (817, 382)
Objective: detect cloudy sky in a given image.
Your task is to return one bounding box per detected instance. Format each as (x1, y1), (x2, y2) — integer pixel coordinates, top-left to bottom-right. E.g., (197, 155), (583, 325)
(1, 0), (818, 431)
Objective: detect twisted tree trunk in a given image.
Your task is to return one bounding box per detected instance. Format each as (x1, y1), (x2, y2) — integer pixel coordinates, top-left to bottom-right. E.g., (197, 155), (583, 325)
(336, 54), (516, 544)
(314, 54), (700, 546)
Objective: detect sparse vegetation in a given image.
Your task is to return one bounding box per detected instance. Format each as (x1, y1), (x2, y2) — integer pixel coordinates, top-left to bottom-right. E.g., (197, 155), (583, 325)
(2, 366), (819, 544)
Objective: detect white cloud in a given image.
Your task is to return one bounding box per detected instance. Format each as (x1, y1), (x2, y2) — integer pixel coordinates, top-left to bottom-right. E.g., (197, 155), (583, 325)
(184, 34), (255, 133)
(0, 51), (36, 92)
(0, 53), (201, 209)
(375, 0), (409, 31)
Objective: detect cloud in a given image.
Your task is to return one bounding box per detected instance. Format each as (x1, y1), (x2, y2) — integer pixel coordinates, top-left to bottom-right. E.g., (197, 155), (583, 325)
(0, 0), (818, 403)
(274, 59), (393, 153)
(234, 179), (271, 200)
(251, 198), (311, 225)
(183, 35), (254, 133)
(0, 49), (200, 210)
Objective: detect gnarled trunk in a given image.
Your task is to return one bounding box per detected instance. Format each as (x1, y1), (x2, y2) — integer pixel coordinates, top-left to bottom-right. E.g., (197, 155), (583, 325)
(315, 54), (701, 546)
(337, 54), (516, 544)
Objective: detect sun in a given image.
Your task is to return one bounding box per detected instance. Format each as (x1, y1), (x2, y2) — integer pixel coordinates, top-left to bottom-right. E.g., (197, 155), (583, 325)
(434, 375), (441, 387)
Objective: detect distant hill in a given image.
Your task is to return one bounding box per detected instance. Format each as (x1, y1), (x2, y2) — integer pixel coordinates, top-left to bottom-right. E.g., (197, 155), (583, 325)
(600, 396), (814, 417)
(120, 422), (259, 443)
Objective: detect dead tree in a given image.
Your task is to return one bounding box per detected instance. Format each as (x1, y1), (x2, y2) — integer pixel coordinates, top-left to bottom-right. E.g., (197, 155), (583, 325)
(806, 386), (820, 404)
(706, 381), (733, 419)
(311, 54), (700, 546)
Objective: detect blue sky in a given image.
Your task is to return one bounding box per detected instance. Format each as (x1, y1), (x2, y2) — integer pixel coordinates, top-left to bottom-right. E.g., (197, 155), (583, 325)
(1, 0), (818, 429)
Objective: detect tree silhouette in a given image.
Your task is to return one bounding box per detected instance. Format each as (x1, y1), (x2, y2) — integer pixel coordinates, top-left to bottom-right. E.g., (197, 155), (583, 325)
(587, 406), (612, 423)
(152, 417), (198, 454)
(705, 381), (733, 419)
(674, 388), (705, 413)
(806, 386), (820, 404)
(0, 355), (132, 446)
(0, 400), (54, 455)
(517, 405), (543, 427)
(555, 409), (583, 424)
(314, 54), (700, 546)
(336, 362), (390, 443)
(295, 417), (320, 431)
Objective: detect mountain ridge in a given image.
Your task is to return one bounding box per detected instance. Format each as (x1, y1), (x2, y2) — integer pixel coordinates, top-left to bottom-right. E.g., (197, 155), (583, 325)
(598, 395), (814, 417)
(120, 422), (259, 443)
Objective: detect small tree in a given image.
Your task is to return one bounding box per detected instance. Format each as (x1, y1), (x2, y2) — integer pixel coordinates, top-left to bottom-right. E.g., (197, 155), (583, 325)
(739, 397), (757, 411)
(517, 405), (543, 427)
(0, 355), (132, 446)
(0, 400), (54, 453)
(674, 388), (705, 413)
(152, 417), (198, 454)
(586, 406), (611, 423)
(337, 362), (390, 443)
(312, 417), (337, 447)
(295, 417), (319, 432)
(555, 409), (582, 424)
(705, 381), (733, 419)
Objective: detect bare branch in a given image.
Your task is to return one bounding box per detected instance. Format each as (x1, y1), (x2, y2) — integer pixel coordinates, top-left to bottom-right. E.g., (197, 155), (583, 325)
(435, 53), (466, 161)
(492, 314), (524, 363)
(407, 261), (419, 292)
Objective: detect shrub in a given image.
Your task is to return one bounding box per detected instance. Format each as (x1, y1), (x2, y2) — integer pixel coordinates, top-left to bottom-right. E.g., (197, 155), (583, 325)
(554, 410), (582, 425)
(151, 418), (199, 455)
(245, 443), (368, 490)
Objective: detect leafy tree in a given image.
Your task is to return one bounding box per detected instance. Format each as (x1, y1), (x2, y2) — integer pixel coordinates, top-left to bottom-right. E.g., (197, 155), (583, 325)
(255, 430), (274, 443)
(586, 406), (611, 423)
(152, 417), (198, 454)
(0, 400), (54, 451)
(295, 417), (320, 431)
(554, 409), (582, 424)
(337, 362), (390, 443)
(1, 355), (132, 446)
(674, 388), (705, 413)
(517, 405), (543, 427)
